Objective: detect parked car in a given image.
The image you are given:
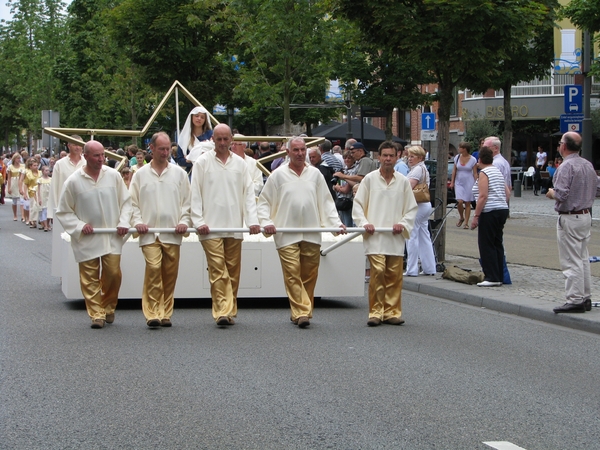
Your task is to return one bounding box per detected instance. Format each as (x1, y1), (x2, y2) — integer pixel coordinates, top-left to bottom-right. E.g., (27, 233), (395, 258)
(424, 160), (456, 205)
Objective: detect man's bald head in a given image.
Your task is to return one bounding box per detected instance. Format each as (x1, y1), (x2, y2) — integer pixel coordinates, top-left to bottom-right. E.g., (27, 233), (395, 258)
(561, 131), (582, 154)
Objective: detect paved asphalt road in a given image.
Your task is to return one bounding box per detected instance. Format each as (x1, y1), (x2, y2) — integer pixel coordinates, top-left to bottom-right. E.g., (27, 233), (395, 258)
(1, 207), (600, 449)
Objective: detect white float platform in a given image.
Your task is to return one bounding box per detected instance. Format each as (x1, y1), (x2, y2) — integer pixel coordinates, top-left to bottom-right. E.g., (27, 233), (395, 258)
(59, 233), (366, 300)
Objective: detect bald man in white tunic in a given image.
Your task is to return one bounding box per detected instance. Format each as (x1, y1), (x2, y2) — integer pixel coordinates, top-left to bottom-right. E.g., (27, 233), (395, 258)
(56, 141), (132, 329)
(191, 124), (260, 326)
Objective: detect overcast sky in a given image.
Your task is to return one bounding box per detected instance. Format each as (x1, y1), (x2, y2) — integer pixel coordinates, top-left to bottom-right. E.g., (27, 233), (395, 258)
(0, 1), (73, 25)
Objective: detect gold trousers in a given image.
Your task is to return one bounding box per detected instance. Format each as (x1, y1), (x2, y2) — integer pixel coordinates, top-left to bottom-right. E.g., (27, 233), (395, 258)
(367, 254), (403, 320)
(277, 241), (321, 320)
(141, 239), (180, 321)
(201, 238), (242, 320)
(78, 254), (122, 320)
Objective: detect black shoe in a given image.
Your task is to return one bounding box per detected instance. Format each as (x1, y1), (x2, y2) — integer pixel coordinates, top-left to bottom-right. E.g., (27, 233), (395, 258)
(147, 318), (161, 327)
(584, 299), (592, 312)
(553, 302), (586, 314)
(297, 316), (310, 328)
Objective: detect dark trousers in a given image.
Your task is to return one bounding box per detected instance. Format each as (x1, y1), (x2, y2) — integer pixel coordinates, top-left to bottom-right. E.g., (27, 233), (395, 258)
(478, 208), (509, 283)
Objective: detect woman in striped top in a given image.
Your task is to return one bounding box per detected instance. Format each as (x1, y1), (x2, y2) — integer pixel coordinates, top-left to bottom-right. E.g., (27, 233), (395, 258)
(471, 146), (510, 287)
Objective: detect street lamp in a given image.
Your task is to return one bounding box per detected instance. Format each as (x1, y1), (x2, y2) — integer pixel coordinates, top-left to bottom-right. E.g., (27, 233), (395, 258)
(345, 87), (353, 140)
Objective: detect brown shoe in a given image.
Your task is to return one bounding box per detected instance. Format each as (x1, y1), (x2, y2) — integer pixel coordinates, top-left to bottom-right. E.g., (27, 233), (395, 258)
(297, 316), (310, 328)
(105, 313), (115, 324)
(147, 319), (161, 328)
(160, 318), (172, 327)
(383, 317), (405, 325)
(91, 319), (105, 329)
(217, 316), (234, 326)
(367, 317), (381, 327)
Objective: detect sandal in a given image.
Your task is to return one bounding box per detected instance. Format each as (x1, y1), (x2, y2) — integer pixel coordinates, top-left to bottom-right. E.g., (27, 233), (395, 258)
(456, 219), (464, 227)
(463, 224), (469, 229)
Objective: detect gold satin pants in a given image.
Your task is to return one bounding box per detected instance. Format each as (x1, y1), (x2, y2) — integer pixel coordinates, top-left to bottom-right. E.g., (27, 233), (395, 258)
(78, 254), (122, 320)
(141, 239), (180, 321)
(201, 238), (242, 321)
(367, 254), (403, 320)
(277, 241), (321, 320)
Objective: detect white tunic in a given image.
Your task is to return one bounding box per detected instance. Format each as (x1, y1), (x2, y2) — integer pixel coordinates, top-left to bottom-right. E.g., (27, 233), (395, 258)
(245, 154), (264, 196)
(190, 150), (259, 241)
(56, 166), (132, 263)
(257, 162), (342, 249)
(353, 170), (418, 256)
(130, 163), (191, 247)
(47, 155), (85, 219)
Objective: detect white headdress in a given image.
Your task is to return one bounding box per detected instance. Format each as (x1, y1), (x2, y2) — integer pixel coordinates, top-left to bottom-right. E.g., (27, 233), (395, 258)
(178, 106), (213, 154)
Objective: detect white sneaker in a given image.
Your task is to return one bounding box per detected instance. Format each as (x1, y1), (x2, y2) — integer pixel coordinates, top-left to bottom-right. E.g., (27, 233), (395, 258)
(403, 272), (417, 277)
(419, 271), (435, 276)
(477, 281), (502, 287)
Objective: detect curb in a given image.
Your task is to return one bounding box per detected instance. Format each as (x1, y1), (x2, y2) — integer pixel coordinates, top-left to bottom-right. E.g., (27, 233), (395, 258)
(403, 277), (600, 335)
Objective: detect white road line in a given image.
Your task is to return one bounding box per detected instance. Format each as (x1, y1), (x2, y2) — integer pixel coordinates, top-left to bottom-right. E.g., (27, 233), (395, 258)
(14, 233), (34, 241)
(483, 441), (527, 450)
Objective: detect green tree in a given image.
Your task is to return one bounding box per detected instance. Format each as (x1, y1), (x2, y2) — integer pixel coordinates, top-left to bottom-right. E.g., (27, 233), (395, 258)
(468, 0), (558, 160)
(108, 0), (236, 111)
(335, 0), (558, 260)
(463, 114), (499, 150)
(0, 0), (67, 149)
(219, 0), (339, 134)
(333, 24), (434, 139)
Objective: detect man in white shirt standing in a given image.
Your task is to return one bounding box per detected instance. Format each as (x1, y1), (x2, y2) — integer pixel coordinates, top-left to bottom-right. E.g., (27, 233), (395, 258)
(230, 134), (264, 196)
(258, 136), (346, 328)
(484, 136), (512, 191)
(56, 140), (132, 329)
(353, 145), (417, 327)
(48, 135), (85, 223)
(49, 135), (86, 277)
(191, 124), (261, 326)
(130, 132), (191, 328)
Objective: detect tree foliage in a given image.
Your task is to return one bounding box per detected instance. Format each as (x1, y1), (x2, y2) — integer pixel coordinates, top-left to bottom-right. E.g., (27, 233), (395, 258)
(334, 0), (559, 260)
(333, 22), (434, 139)
(0, 0), (67, 148)
(217, 0), (339, 134)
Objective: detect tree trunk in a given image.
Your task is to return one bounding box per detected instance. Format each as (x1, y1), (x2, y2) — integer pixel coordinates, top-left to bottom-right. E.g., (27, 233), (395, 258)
(502, 81), (513, 164)
(283, 58), (292, 135)
(432, 79), (454, 263)
(385, 110), (393, 140)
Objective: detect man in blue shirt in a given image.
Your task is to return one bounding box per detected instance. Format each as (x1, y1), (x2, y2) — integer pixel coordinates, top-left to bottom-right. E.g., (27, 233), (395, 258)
(393, 143), (409, 176)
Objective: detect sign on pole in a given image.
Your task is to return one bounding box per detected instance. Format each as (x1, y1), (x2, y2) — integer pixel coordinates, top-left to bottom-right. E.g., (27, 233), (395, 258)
(421, 113), (436, 131)
(420, 130), (438, 141)
(41, 110), (60, 156)
(560, 114), (583, 133)
(564, 85), (582, 114)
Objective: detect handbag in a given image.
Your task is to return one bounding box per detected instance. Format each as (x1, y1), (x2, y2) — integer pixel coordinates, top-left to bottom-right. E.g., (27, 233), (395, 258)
(412, 165), (430, 203)
(335, 196), (353, 211)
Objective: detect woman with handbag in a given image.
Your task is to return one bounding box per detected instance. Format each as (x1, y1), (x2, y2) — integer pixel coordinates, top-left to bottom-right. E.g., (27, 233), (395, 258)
(333, 150), (357, 226)
(404, 146), (436, 277)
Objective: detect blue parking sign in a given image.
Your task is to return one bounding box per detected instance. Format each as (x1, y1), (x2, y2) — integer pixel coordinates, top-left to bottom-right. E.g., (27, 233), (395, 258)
(421, 113), (436, 130)
(564, 85), (582, 114)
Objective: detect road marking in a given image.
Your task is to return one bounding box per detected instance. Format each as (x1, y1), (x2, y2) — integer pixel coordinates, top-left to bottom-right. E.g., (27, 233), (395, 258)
(484, 442), (527, 450)
(15, 233), (35, 241)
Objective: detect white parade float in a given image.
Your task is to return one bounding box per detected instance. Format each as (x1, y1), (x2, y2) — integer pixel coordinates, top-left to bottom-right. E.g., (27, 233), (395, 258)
(45, 81), (370, 301)
(58, 228), (368, 300)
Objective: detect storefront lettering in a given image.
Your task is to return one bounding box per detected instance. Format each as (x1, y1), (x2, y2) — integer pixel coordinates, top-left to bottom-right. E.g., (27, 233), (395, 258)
(486, 105), (529, 118)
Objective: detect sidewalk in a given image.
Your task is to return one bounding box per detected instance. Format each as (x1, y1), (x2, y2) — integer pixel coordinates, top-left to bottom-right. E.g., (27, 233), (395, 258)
(402, 190), (600, 335)
(403, 255), (600, 335)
